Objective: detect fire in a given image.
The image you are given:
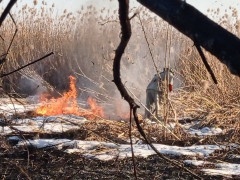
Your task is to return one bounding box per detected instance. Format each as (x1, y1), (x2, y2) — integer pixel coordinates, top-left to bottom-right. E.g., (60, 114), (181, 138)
(36, 76), (104, 119)
(87, 97), (104, 117)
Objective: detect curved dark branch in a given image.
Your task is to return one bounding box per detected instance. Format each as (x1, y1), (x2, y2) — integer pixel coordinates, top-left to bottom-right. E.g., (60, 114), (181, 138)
(113, 0), (138, 110)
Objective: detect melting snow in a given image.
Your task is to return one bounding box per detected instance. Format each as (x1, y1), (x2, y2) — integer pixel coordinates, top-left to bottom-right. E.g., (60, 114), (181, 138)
(18, 139), (72, 149)
(187, 127), (223, 136)
(202, 163), (240, 176)
(0, 115), (87, 135)
(177, 117), (223, 136)
(0, 104), (25, 112)
(1, 102), (238, 178)
(184, 160), (240, 177)
(0, 103), (37, 116)
(184, 159), (212, 166)
(17, 139), (232, 160)
(16, 138), (239, 178)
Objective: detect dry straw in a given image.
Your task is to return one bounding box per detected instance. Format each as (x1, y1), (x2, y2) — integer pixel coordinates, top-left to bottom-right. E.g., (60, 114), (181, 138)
(0, 3), (239, 142)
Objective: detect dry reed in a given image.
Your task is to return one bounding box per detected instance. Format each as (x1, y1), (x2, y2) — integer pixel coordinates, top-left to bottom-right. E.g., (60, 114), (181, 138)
(0, 3), (239, 141)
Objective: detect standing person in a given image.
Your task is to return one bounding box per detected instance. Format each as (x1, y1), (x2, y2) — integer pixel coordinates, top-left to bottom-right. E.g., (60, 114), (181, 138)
(145, 68), (174, 120)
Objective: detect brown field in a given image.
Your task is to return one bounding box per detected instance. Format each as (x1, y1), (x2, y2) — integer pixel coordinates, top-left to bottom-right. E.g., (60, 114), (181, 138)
(0, 1), (239, 179)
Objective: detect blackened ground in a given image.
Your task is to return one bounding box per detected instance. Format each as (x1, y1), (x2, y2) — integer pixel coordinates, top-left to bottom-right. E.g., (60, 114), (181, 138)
(1, 118), (239, 180)
(0, 145), (228, 180)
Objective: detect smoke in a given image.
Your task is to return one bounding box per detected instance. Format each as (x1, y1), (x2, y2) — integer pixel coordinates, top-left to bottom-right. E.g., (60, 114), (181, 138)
(19, 76), (43, 96)
(5, 5), (185, 120)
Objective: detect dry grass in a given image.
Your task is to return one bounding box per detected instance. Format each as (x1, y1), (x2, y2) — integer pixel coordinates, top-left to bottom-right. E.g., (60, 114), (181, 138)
(0, 4), (117, 98)
(170, 44), (240, 142)
(0, 3), (240, 180)
(0, 3), (239, 142)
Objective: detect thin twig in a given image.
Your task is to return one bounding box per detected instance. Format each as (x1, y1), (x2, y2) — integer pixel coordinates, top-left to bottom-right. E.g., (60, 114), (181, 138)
(163, 25), (171, 139)
(0, 52), (54, 78)
(0, 13), (18, 67)
(6, 13), (18, 55)
(129, 13), (138, 20)
(129, 107), (138, 179)
(138, 14), (161, 78)
(98, 19), (118, 26)
(13, 163), (32, 180)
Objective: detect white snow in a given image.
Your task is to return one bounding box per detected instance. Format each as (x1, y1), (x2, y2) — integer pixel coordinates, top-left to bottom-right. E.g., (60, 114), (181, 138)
(184, 159), (212, 166)
(202, 163), (240, 177)
(0, 115), (87, 135)
(18, 139), (72, 149)
(7, 136), (22, 141)
(177, 117), (223, 136)
(0, 126), (13, 134)
(184, 160), (240, 177)
(17, 139), (234, 161)
(0, 103), (36, 116)
(0, 104), (25, 112)
(228, 154), (240, 159)
(17, 138), (239, 178)
(187, 127), (223, 136)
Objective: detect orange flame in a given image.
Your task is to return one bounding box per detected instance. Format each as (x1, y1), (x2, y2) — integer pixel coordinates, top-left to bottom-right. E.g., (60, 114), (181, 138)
(87, 97), (104, 118)
(36, 76), (104, 119)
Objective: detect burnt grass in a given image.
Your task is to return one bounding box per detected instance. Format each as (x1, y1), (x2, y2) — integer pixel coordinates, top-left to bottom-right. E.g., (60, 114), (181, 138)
(0, 146), (223, 180)
(0, 139), (234, 180)
(1, 118), (239, 179)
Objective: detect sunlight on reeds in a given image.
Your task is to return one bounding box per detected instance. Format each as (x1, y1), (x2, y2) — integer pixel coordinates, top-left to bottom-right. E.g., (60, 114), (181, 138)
(0, 3), (239, 140)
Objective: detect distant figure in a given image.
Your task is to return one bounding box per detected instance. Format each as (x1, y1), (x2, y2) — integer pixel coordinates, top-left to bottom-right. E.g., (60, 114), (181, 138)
(145, 68), (174, 119)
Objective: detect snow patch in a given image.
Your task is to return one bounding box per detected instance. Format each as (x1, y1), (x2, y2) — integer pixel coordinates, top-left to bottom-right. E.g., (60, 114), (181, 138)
(0, 103), (36, 116)
(184, 159), (212, 166)
(0, 115), (87, 135)
(7, 136), (22, 141)
(18, 139), (72, 149)
(202, 163), (240, 177)
(187, 127), (223, 136)
(17, 139), (234, 161)
(184, 159), (240, 177)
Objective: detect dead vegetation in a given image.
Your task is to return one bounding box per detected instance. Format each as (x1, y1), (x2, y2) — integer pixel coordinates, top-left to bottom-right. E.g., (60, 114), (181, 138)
(0, 1), (239, 179)
(0, 147), (214, 180)
(1, 119), (239, 179)
(171, 45), (240, 143)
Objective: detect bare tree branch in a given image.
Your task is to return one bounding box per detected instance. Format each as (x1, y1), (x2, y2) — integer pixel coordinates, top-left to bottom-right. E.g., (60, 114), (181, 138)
(129, 108), (138, 180)
(113, 1), (138, 179)
(137, 0), (240, 76)
(0, 1), (18, 67)
(0, 0), (17, 28)
(113, 0), (137, 109)
(0, 52), (54, 78)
